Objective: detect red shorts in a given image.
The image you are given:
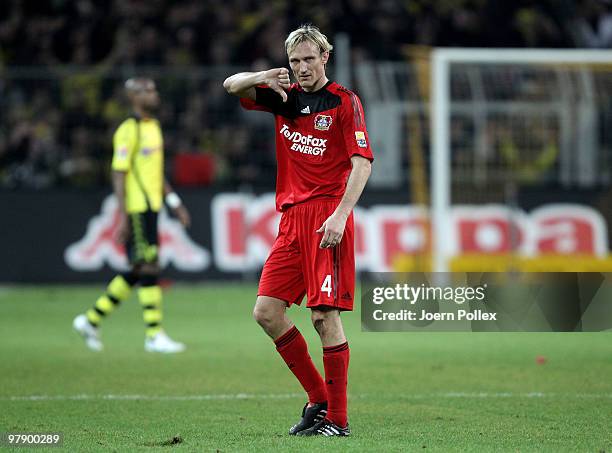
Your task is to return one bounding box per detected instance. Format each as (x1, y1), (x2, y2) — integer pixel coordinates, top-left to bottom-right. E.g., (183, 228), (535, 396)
(258, 198), (355, 311)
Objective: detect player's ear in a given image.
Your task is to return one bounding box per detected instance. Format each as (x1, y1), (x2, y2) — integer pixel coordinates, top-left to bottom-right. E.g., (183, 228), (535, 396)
(321, 51), (329, 65)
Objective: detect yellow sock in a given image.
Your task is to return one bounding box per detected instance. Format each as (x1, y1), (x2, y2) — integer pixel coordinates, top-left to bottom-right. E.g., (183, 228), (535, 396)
(138, 285), (163, 337)
(86, 275), (133, 327)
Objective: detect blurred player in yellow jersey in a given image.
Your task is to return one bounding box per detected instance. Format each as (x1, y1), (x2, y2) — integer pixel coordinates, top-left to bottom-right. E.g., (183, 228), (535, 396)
(73, 78), (191, 353)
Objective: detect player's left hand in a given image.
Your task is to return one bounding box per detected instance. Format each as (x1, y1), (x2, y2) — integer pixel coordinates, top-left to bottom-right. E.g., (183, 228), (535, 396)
(316, 212), (348, 248)
(173, 205), (191, 228)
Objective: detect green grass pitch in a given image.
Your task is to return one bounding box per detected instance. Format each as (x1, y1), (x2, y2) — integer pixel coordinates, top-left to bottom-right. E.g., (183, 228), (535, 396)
(0, 284), (610, 452)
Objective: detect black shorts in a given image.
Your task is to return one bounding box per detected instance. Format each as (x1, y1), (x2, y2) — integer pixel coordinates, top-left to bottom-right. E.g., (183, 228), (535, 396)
(126, 210), (159, 265)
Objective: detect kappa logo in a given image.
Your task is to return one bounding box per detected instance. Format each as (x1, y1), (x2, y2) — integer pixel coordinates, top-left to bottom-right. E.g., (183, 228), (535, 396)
(64, 195), (210, 272)
(314, 114), (333, 131)
(300, 105), (310, 114)
(355, 131), (367, 148)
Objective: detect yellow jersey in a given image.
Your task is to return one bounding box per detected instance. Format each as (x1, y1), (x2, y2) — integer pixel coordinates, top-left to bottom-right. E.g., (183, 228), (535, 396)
(111, 117), (164, 213)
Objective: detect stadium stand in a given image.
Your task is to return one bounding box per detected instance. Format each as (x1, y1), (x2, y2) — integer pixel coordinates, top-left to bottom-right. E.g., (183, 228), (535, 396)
(0, 0), (609, 188)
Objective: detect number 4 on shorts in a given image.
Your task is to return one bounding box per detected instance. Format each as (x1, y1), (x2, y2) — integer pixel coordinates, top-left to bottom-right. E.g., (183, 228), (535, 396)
(321, 274), (332, 297)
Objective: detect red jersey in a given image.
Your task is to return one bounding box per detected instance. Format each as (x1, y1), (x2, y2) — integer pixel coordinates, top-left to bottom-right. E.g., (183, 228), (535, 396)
(240, 81), (374, 212)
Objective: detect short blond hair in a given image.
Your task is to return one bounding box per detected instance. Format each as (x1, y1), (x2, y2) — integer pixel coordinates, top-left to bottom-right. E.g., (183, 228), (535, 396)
(285, 24), (333, 56)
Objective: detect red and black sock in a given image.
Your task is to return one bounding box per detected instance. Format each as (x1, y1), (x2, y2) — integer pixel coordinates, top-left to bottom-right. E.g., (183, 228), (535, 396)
(323, 342), (350, 427)
(274, 326), (327, 404)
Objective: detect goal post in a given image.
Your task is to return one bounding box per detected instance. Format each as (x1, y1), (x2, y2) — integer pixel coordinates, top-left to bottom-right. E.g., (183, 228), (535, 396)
(430, 48), (612, 273)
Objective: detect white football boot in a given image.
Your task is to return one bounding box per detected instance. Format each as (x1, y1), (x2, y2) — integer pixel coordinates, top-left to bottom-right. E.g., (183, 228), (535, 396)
(73, 314), (103, 351)
(144, 331), (186, 353)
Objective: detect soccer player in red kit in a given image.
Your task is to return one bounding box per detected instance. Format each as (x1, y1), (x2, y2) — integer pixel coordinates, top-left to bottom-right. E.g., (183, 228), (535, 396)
(223, 24), (373, 437)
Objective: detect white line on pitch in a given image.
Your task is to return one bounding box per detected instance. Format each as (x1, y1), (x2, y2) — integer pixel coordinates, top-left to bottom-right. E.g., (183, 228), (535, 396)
(2, 392), (611, 401)
(4, 393), (303, 401)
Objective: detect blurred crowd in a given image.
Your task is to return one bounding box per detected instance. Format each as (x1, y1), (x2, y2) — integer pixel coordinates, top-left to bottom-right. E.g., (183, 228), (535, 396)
(1, 0), (611, 189)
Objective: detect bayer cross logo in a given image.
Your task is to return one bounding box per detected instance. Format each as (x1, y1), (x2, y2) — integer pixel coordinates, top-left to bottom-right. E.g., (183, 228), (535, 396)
(314, 114), (332, 131)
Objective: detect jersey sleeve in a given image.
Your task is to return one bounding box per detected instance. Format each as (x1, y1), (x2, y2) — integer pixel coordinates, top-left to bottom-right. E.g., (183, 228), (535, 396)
(240, 85), (293, 114)
(339, 91), (374, 162)
(111, 119), (137, 171)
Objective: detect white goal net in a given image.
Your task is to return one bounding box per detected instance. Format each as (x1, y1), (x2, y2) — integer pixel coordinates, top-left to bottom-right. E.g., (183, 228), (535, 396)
(431, 49), (612, 272)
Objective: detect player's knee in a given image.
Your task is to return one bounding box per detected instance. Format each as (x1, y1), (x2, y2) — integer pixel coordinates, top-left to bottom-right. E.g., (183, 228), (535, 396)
(253, 301), (280, 329)
(311, 309), (340, 335)
(139, 262), (160, 276)
(131, 264), (142, 277)
(253, 303), (270, 327)
(311, 309), (328, 334)
(311, 308), (334, 322)
(121, 271), (140, 286)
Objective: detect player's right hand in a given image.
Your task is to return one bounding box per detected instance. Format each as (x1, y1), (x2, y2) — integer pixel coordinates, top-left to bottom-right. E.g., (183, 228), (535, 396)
(316, 212), (348, 248)
(264, 68), (290, 102)
(173, 205), (191, 229)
